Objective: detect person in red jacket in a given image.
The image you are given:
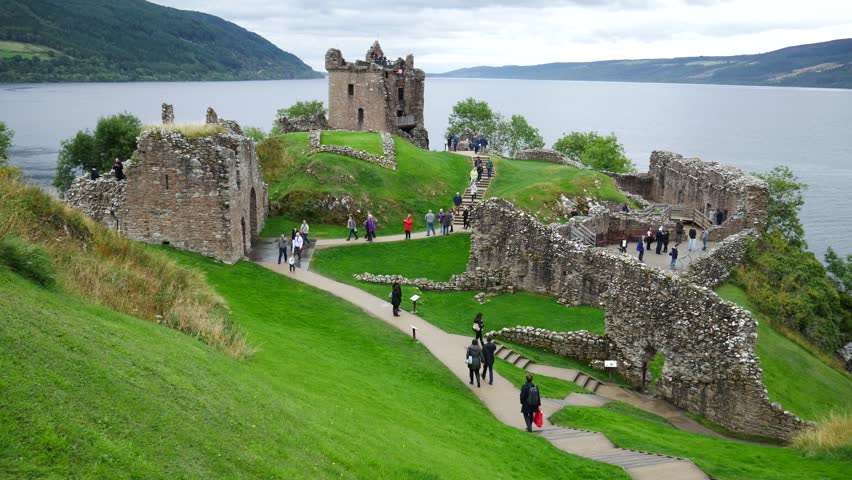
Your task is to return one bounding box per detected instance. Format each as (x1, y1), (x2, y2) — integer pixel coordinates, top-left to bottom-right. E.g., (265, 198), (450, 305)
(403, 214), (413, 240)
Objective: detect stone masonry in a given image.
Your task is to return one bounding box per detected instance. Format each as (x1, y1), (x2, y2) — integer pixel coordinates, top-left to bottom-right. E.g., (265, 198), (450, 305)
(514, 148), (588, 169)
(462, 199), (809, 441)
(66, 107), (268, 264)
(325, 41), (429, 149)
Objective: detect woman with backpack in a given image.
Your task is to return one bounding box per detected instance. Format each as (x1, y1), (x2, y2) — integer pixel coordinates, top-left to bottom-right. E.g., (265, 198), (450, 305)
(520, 373), (542, 432)
(466, 339), (483, 388)
(472, 312), (484, 345)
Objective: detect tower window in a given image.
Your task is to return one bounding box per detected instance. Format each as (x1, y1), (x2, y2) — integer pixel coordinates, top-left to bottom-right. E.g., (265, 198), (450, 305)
(348, 84), (354, 96)
(397, 87), (404, 100)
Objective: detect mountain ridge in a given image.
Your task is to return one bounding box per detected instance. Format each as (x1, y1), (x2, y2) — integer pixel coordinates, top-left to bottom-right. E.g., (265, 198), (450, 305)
(431, 39), (852, 89)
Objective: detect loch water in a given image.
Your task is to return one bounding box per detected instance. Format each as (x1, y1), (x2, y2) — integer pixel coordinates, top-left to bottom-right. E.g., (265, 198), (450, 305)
(1, 78), (850, 257)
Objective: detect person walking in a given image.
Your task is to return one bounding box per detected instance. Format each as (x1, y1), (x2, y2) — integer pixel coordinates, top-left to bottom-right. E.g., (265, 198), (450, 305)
(486, 158), (493, 178)
(366, 214), (376, 242)
(292, 232), (304, 267)
(391, 280), (402, 317)
(645, 229), (653, 252)
(619, 237), (628, 254)
(425, 210), (436, 237)
(288, 254), (296, 272)
(481, 137), (488, 153)
(702, 228), (709, 251)
(452, 133), (458, 152)
(716, 209), (723, 226)
(481, 337), (496, 385)
(437, 209), (445, 231)
(403, 214), (413, 240)
(675, 220), (684, 245)
(346, 215), (359, 241)
(466, 339), (483, 388)
(472, 312), (484, 345)
(670, 246), (679, 270)
(447, 133), (453, 151)
(662, 227), (669, 253)
(470, 183), (478, 203)
(655, 226), (664, 255)
(688, 227), (697, 251)
(300, 220), (310, 245)
(277, 234), (288, 264)
(637, 237), (645, 262)
(469, 167), (477, 186)
(453, 192), (463, 214)
(462, 207), (470, 230)
(441, 209), (453, 235)
(520, 373), (541, 432)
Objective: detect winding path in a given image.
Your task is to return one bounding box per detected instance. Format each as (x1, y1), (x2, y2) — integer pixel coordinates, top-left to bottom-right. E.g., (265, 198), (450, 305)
(254, 259), (710, 479)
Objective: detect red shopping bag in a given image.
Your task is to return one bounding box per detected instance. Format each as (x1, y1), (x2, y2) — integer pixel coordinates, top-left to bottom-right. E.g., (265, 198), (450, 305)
(533, 408), (543, 428)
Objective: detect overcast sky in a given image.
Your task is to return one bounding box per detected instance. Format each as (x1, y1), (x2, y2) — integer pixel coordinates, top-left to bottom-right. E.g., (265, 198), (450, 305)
(149, 0), (852, 72)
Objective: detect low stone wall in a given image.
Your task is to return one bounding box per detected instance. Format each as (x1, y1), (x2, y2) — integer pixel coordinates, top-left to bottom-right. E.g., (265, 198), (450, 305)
(65, 173), (128, 231)
(681, 229), (755, 289)
(514, 148), (587, 169)
(608, 172), (653, 199)
(278, 113), (329, 133)
(488, 326), (617, 362)
(309, 130), (397, 170)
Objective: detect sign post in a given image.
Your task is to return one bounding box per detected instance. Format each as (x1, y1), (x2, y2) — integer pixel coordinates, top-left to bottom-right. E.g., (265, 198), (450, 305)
(410, 294), (420, 313)
(604, 360), (618, 381)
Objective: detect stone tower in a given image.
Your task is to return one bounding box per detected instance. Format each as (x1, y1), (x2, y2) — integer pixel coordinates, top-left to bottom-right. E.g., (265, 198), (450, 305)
(325, 41), (429, 149)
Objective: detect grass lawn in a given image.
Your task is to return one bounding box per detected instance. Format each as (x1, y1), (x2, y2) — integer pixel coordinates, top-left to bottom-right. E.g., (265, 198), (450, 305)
(321, 131), (384, 155)
(487, 157), (630, 222)
(499, 339), (630, 386)
(262, 133), (471, 230)
(717, 284), (852, 421)
(496, 358), (591, 397)
(0, 259), (630, 479)
(551, 405), (850, 480)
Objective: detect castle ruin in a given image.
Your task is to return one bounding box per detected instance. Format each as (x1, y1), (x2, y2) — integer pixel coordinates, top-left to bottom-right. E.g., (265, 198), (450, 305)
(325, 41), (429, 149)
(66, 106), (268, 264)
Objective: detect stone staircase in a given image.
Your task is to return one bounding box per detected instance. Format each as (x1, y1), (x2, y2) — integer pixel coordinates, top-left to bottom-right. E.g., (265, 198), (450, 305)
(494, 343), (603, 394)
(453, 156), (495, 227)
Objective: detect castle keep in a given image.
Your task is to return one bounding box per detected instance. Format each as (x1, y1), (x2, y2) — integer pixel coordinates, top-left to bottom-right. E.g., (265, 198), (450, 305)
(325, 41), (429, 149)
(66, 106), (268, 264)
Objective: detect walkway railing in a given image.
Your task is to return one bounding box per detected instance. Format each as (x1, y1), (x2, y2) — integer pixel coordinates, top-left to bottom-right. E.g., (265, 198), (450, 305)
(692, 208), (712, 230)
(571, 223), (596, 246)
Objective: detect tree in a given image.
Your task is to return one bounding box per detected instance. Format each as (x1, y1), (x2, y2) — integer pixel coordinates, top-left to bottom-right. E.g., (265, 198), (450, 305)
(498, 114), (545, 157)
(445, 97), (499, 140)
(272, 100), (327, 133)
(754, 166), (807, 248)
(824, 247), (852, 293)
(0, 121), (13, 166)
(53, 113), (141, 195)
(243, 126), (266, 143)
(552, 131), (634, 173)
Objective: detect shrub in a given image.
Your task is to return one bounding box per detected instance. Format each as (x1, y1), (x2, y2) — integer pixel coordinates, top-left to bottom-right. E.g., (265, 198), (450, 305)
(0, 120), (13, 165)
(792, 411), (852, 459)
(553, 131), (635, 173)
(255, 135), (295, 182)
(0, 236), (56, 288)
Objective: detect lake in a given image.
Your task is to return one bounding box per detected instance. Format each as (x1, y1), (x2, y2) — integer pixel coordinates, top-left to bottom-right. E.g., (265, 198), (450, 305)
(2, 78), (850, 257)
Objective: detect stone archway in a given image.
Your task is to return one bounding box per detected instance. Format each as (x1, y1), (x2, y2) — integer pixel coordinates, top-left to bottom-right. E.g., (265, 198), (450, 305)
(249, 187), (258, 240)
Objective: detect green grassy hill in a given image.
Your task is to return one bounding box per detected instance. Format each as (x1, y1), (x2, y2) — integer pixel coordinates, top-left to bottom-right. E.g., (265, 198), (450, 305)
(0, 255), (629, 479)
(0, 0), (321, 82)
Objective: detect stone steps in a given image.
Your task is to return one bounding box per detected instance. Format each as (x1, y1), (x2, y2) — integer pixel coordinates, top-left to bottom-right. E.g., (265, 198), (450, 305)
(453, 156), (495, 225)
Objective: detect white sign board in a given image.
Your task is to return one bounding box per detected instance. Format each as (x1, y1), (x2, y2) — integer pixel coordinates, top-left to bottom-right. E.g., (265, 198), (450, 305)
(410, 295), (420, 302)
(604, 360), (618, 368)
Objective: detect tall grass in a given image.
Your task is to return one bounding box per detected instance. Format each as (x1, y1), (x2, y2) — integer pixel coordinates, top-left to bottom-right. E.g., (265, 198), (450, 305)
(0, 175), (253, 358)
(792, 411), (852, 459)
(142, 123), (225, 138)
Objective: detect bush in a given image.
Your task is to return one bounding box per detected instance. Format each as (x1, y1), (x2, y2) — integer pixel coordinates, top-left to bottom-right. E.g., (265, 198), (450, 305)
(281, 100), (326, 119)
(0, 236), (56, 288)
(553, 131), (635, 173)
(0, 120), (13, 166)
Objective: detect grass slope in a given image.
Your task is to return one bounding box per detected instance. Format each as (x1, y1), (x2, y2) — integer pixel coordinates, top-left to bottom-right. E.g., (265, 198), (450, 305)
(0, 258), (629, 479)
(321, 131), (384, 155)
(261, 133), (471, 236)
(496, 358), (591, 397)
(717, 284), (852, 421)
(487, 157), (630, 222)
(551, 405), (850, 479)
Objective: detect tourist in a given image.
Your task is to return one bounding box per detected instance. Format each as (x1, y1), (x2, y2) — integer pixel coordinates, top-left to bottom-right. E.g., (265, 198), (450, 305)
(277, 234), (288, 264)
(452, 133), (458, 151)
(366, 213), (376, 242)
(442, 209), (453, 236)
(621, 203), (629, 213)
(675, 220), (684, 245)
(346, 215), (359, 241)
(570, 208), (578, 218)
(655, 226), (664, 254)
(472, 312), (484, 345)
(481, 337), (496, 385)
(473, 137), (481, 154)
(670, 246), (679, 270)
(447, 133), (453, 151)
(463, 207), (470, 229)
(645, 229), (653, 252)
(716, 209), (724, 226)
(637, 237), (645, 262)
(486, 157), (493, 178)
(481, 137), (488, 153)
(662, 227), (669, 253)
(466, 339), (483, 388)
(619, 237), (628, 254)
(520, 373), (541, 432)
(708, 208), (715, 223)
(90, 168), (100, 181)
(469, 167), (477, 185)
(437, 208), (445, 230)
(292, 232), (304, 267)
(403, 214), (413, 240)
(112, 159), (125, 180)
(391, 280), (402, 317)
(291, 227), (298, 241)
(453, 191), (463, 214)
(470, 183), (478, 203)
(688, 226), (697, 251)
(702, 228), (710, 251)
(288, 254), (296, 272)
(300, 220), (310, 245)
(476, 163), (484, 183)
(425, 209), (436, 236)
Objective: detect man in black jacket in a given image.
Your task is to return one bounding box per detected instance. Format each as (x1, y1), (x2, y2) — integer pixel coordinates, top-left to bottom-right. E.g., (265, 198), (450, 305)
(481, 337), (497, 385)
(391, 281), (402, 317)
(520, 373), (541, 432)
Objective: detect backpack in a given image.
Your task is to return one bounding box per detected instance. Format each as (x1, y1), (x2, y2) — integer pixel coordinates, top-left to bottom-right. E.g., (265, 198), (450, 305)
(527, 384), (540, 407)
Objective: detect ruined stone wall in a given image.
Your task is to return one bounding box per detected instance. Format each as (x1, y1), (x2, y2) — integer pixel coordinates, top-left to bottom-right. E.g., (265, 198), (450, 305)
(681, 229), (755, 289)
(465, 199), (808, 440)
(514, 148), (588, 169)
(65, 174), (128, 231)
(609, 172), (653, 199)
(278, 113), (328, 134)
(488, 326), (617, 362)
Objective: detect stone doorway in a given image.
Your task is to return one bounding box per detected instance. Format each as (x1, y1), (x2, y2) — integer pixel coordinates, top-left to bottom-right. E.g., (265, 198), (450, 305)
(241, 217), (247, 254)
(357, 108), (364, 130)
(249, 188), (258, 240)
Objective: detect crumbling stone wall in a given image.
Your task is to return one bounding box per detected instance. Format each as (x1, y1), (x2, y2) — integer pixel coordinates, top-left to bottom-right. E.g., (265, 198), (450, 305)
(308, 130), (397, 170)
(488, 326), (617, 361)
(278, 112), (328, 133)
(681, 229), (755, 289)
(465, 199), (808, 440)
(610, 151), (768, 240)
(515, 148), (587, 169)
(67, 108), (268, 264)
(325, 41), (428, 149)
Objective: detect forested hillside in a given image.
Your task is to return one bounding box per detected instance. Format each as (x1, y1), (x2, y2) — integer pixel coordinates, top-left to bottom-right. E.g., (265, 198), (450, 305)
(434, 39), (852, 89)
(0, 0), (321, 82)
